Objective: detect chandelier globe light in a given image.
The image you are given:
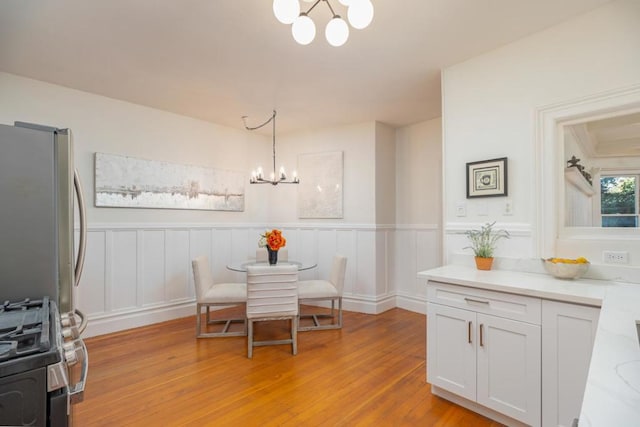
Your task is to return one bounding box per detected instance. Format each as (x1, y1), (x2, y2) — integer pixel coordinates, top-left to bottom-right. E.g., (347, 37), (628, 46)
(273, 0), (300, 24)
(273, 0), (373, 47)
(243, 110), (299, 186)
(292, 14), (316, 45)
(347, 0), (374, 29)
(326, 16), (349, 47)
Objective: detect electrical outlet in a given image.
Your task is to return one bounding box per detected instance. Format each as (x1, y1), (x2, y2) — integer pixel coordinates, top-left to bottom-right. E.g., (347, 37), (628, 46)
(603, 251), (629, 264)
(504, 199), (513, 216)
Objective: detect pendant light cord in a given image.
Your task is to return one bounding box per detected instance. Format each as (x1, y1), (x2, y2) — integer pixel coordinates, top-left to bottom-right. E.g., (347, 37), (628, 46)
(242, 110), (298, 185)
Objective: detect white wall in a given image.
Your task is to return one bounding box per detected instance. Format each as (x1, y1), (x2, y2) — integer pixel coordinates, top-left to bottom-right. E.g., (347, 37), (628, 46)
(1, 72), (445, 334)
(373, 123), (396, 298)
(393, 118), (442, 313)
(269, 121), (377, 224)
(395, 119), (442, 226)
(0, 72), (271, 225)
(442, 0), (640, 268)
(375, 122), (397, 226)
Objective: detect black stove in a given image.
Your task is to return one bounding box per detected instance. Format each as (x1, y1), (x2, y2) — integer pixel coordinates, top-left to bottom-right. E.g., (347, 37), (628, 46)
(0, 298), (55, 370)
(0, 297), (86, 426)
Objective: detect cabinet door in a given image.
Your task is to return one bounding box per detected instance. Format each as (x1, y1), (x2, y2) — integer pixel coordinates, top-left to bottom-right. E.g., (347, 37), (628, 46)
(427, 303), (476, 402)
(476, 313), (541, 426)
(542, 301), (600, 427)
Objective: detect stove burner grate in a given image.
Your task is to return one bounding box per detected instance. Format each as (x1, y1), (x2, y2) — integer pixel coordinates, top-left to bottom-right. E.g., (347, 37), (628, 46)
(0, 297), (50, 362)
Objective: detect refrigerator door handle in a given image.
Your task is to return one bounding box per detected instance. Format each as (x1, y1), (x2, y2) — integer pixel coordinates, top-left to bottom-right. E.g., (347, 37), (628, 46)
(75, 308), (88, 335)
(74, 169), (87, 288)
(69, 337), (89, 403)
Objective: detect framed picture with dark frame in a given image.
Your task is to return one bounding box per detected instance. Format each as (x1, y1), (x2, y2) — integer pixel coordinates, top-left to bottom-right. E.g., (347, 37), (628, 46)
(466, 157), (508, 198)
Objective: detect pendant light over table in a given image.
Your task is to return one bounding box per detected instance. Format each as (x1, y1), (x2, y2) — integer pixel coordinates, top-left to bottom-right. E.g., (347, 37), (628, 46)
(243, 110), (299, 186)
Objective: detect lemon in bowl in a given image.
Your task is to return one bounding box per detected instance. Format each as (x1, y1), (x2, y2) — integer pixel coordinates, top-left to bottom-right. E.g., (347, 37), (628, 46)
(542, 257), (590, 280)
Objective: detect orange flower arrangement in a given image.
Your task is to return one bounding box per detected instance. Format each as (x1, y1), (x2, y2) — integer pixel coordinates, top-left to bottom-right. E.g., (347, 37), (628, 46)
(261, 229), (286, 251)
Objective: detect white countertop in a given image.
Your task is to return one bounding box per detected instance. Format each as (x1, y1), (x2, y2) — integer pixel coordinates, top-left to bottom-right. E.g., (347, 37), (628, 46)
(418, 265), (640, 426)
(418, 264), (609, 306)
(579, 282), (640, 427)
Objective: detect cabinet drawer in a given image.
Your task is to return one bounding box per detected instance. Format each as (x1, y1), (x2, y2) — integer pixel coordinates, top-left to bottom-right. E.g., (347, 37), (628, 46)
(427, 281), (541, 324)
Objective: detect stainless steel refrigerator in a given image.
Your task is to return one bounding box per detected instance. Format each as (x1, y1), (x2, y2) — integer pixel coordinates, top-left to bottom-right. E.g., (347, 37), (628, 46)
(0, 121), (87, 311)
(0, 121), (88, 426)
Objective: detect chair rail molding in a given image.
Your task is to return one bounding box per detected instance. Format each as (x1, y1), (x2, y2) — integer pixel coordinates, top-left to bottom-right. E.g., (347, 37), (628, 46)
(445, 222), (532, 237)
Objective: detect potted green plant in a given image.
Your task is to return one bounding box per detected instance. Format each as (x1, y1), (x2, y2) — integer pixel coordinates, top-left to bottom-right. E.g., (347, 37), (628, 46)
(464, 221), (510, 270)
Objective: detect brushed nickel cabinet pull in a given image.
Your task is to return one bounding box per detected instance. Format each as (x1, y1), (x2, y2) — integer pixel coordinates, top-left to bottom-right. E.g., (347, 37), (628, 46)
(464, 297), (490, 305)
(468, 321), (472, 344)
(480, 323), (484, 347)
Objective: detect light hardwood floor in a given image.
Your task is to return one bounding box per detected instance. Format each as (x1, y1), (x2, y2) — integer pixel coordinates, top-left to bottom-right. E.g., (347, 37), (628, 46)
(74, 307), (502, 426)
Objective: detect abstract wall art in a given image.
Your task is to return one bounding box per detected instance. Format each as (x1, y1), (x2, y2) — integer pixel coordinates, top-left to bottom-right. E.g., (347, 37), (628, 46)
(94, 153), (245, 211)
(297, 151), (343, 218)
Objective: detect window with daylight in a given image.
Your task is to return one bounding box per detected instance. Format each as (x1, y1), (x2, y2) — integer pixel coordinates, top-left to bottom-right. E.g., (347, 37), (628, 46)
(601, 174), (639, 227)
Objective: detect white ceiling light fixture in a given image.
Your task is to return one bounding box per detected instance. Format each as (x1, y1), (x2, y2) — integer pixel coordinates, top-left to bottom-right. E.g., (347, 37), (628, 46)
(274, 0), (373, 47)
(325, 16), (349, 47)
(273, 0), (300, 24)
(347, 0), (374, 30)
(292, 13), (316, 45)
(243, 110), (299, 186)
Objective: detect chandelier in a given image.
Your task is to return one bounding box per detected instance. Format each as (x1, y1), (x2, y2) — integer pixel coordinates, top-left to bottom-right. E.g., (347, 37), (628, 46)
(243, 110), (299, 186)
(273, 0), (374, 47)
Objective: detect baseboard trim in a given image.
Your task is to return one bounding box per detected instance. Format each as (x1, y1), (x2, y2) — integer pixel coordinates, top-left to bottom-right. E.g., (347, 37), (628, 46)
(396, 294), (427, 314)
(83, 301), (196, 338)
(343, 294), (396, 314)
(84, 294), (406, 337)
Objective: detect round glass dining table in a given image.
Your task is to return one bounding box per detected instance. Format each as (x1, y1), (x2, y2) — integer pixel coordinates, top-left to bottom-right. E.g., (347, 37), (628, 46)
(226, 260), (317, 272)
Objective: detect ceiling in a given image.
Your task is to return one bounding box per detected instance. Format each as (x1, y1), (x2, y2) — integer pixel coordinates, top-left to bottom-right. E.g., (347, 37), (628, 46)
(569, 111), (640, 157)
(0, 0), (614, 134)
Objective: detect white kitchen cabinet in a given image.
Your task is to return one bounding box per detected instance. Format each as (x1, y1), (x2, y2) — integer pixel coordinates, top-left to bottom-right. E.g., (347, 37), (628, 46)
(476, 313), (541, 425)
(542, 300), (600, 427)
(427, 303), (476, 401)
(427, 281), (542, 426)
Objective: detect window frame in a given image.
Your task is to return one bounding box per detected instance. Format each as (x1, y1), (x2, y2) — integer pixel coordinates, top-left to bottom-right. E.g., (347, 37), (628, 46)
(599, 172), (640, 228)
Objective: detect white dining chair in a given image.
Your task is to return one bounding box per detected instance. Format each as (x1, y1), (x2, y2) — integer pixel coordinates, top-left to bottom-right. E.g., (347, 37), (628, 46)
(192, 255), (247, 338)
(246, 264), (299, 358)
(297, 255), (347, 331)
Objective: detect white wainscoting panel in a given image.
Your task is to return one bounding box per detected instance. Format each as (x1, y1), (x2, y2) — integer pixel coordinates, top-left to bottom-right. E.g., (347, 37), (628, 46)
(141, 230), (165, 305)
(165, 229), (191, 302)
(111, 230), (137, 311)
(355, 230), (377, 297)
(77, 230), (106, 315)
(394, 225), (440, 314)
(375, 229), (390, 296)
(78, 223), (441, 337)
(336, 229), (358, 296)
